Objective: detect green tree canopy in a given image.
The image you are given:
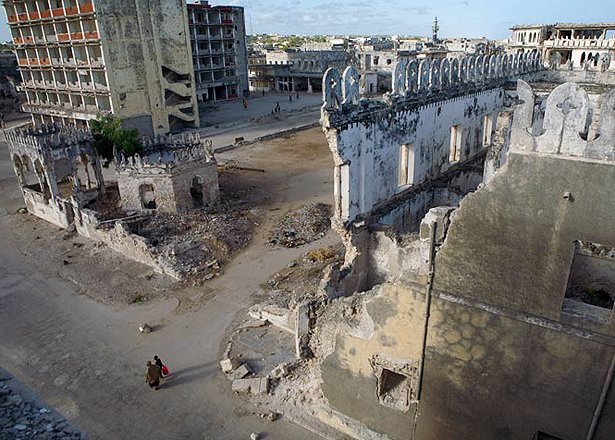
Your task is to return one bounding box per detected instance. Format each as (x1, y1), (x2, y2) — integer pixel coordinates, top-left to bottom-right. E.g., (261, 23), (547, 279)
(90, 114), (142, 165)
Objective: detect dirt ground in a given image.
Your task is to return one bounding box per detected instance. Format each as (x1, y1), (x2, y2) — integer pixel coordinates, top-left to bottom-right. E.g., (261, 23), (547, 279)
(0, 126), (341, 440)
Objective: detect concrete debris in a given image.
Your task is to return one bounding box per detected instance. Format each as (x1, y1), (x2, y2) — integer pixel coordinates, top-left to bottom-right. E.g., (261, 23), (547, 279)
(241, 319), (269, 329)
(138, 323), (152, 333)
(270, 363), (289, 379)
(263, 244), (344, 308)
(232, 377), (269, 395)
(268, 203), (332, 248)
(250, 433), (260, 440)
(256, 411), (280, 421)
(249, 305), (293, 333)
(230, 363), (252, 380)
(219, 358), (240, 374)
(128, 209), (254, 283)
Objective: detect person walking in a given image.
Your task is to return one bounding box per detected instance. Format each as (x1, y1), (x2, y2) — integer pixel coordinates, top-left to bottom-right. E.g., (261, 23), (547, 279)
(154, 355), (169, 377)
(145, 360), (162, 390)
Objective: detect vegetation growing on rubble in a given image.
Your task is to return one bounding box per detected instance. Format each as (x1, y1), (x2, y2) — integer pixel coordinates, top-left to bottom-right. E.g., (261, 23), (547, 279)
(91, 114), (142, 165)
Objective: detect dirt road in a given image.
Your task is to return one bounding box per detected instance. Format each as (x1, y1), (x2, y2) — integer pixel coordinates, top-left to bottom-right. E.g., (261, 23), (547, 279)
(0, 128), (338, 439)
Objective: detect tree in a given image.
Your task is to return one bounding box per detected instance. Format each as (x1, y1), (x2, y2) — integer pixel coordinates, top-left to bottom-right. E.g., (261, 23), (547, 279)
(90, 114), (142, 165)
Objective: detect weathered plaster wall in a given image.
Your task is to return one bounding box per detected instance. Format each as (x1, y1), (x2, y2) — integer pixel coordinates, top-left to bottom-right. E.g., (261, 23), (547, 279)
(117, 171), (178, 213)
(319, 283), (426, 439)
(96, 0), (199, 135)
(414, 296), (615, 440)
(433, 152), (615, 333)
(328, 88), (502, 224)
(171, 161), (219, 213)
(117, 159), (218, 213)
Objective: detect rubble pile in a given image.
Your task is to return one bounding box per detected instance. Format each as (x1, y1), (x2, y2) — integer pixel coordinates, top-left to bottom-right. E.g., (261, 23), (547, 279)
(85, 185), (123, 221)
(129, 208), (255, 282)
(268, 203), (332, 248)
(262, 244), (344, 307)
(0, 371), (83, 439)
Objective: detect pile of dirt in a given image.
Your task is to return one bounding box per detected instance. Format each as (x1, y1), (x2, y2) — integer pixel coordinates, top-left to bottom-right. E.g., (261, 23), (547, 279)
(260, 244), (344, 307)
(268, 203), (332, 248)
(130, 208), (255, 283)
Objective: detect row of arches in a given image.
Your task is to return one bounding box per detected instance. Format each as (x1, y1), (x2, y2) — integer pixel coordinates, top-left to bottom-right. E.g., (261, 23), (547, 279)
(11, 150), (103, 203)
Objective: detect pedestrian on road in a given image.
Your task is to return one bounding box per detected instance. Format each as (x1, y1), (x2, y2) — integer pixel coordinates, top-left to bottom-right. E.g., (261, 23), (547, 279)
(262, 90), (265, 97)
(145, 360), (162, 390)
(275, 102), (280, 112)
(296, 92), (299, 100)
(154, 355), (168, 377)
(289, 95), (292, 102)
(242, 98), (247, 110)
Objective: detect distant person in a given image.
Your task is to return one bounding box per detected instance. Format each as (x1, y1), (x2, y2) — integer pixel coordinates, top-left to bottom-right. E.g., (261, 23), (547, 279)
(0, 113), (5, 129)
(242, 98), (247, 110)
(275, 102), (280, 112)
(262, 90), (265, 97)
(289, 95), (292, 102)
(296, 92), (299, 100)
(154, 355), (169, 377)
(145, 360), (162, 390)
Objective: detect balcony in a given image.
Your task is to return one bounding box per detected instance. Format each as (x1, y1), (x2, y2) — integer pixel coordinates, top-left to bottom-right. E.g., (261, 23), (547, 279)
(543, 38), (615, 49)
(9, 3), (95, 24)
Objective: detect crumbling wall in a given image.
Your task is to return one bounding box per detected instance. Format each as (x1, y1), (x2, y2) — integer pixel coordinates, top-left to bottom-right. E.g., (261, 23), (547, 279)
(315, 80), (615, 439)
(321, 52), (544, 226)
(324, 88), (503, 224)
(95, 0), (199, 135)
(171, 161), (219, 213)
(117, 171), (178, 212)
(316, 282), (427, 439)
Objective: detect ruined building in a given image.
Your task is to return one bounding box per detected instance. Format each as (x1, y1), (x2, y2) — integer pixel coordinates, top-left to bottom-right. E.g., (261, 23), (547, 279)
(3, 0), (200, 134)
(509, 22), (615, 71)
(187, 0), (249, 102)
(116, 134), (219, 213)
(6, 124), (219, 279)
(311, 53), (615, 439)
(6, 123), (104, 228)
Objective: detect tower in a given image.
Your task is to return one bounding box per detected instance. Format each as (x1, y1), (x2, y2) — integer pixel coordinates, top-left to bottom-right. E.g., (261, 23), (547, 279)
(432, 16), (439, 43)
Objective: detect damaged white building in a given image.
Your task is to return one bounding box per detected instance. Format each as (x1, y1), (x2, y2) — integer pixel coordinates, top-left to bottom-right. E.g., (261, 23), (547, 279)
(306, 51), (615, 439)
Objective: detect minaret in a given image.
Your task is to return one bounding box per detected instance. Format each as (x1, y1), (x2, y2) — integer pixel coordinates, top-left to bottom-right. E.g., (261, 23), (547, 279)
(432, 16), (439, 43)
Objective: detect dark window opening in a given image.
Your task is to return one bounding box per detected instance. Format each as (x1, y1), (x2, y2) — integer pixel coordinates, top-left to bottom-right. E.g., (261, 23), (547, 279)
(139, 184), (157, 210)
(562, 240), (615, 323)
(378, 368), (411, 411)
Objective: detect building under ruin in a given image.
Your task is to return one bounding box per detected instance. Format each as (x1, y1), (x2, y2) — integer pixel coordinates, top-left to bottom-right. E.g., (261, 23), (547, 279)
(187, 1), (249, 102)
(6, 124), (219, 279)
(3, 0), (200, 134)
(509, 22), (615, 71)
(115, 134), (219, 213)
(308, 52), (615, 439)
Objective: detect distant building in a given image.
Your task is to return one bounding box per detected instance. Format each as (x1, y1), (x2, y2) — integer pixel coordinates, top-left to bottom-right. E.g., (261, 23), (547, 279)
(187, 1), (249, 102)
(3, 0), (200, 135)
(248, 49), (349, 93)
(509, 23), (615, 70)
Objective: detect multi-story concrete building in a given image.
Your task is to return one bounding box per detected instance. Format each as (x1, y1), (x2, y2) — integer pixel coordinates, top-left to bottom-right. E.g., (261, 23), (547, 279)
(187, 1), (249, 102)
(248, 49), (349, 93)
(3, 0), (200, 135)
(509, 23), (615, 71)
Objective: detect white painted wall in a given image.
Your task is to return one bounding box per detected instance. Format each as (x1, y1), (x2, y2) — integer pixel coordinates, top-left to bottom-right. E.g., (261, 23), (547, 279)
(331, 88), (504, 222)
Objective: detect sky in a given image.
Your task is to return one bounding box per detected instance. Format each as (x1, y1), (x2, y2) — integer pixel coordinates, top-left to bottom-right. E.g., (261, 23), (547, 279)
(0, 0), (613, 42)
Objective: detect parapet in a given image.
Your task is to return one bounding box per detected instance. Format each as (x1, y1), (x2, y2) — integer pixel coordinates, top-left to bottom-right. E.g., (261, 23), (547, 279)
(115, 133), (215, 174)
(5, 123), (93, 159)
(321, 52), (544, 125)
(510, 79), (615, 161)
